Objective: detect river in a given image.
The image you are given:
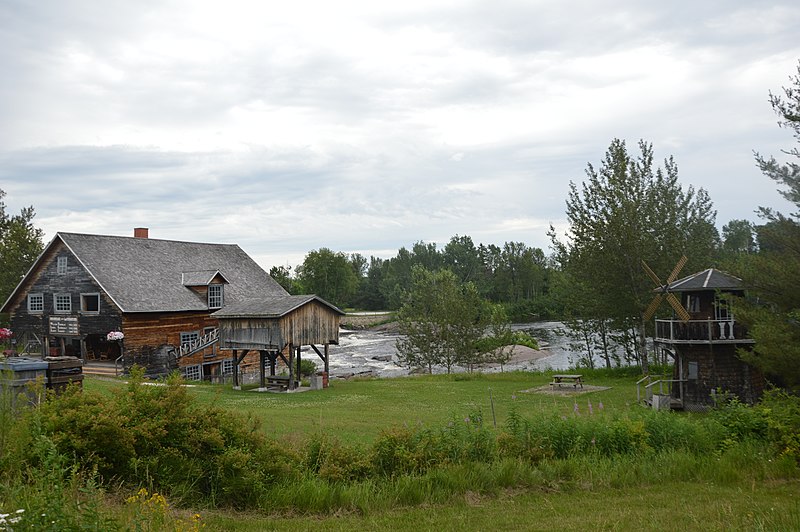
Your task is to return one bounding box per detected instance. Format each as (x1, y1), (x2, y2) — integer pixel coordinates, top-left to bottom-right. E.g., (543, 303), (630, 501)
(322, 321), (574, 378)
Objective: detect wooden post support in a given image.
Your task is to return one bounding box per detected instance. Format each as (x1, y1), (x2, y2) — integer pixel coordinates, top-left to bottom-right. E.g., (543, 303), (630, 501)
(259, 350), (267, 391)
(232, 350), (240, 390)
(296, 346), (302, 386)
(288, 344), (295, 391)
(269, 352), (277, 376)
(324, 343), (330, 375)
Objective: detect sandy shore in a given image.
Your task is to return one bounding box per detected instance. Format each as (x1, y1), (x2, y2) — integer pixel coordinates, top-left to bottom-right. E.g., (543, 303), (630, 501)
(478, 344), (552, 369)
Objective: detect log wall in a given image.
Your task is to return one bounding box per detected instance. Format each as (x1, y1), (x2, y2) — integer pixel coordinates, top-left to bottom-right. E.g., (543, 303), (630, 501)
(121, 312), (220, 376)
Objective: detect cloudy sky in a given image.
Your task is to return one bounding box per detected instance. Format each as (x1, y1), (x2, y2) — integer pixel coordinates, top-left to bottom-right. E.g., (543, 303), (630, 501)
(1, 1), (799, 270)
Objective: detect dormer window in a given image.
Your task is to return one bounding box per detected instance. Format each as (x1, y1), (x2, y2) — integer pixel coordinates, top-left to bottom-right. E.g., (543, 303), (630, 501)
(57, 256), (68, 274)
(208, 284), (223, 309)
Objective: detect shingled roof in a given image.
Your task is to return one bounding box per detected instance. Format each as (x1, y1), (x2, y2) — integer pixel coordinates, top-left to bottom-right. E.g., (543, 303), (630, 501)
(666, 268), (743, 292)
(212, 294), (344, 319)
(54, 232), (288, 313)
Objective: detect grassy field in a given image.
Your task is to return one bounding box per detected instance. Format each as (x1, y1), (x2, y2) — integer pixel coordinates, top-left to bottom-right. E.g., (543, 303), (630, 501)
(86, 369), (641, 444)
(77, 370), (800, 531)
(201, 482), (800, 531)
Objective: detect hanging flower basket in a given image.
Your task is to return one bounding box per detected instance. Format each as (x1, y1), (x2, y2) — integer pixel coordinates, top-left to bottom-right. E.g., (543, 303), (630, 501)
(107, 331), (125, 342)
(0, 328), (13, 356)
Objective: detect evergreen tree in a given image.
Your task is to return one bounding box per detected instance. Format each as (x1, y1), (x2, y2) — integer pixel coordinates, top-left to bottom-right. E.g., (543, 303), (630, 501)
(734, 60), (800, 389)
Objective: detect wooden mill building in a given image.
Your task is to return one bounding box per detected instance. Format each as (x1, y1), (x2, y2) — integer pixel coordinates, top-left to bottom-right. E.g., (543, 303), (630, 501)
(1, 229), (341, 386)
(652, 268), (763, 409)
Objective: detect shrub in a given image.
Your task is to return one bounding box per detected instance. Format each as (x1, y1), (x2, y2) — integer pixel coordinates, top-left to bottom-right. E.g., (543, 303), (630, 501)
(709, 396), (769, 443)
(370, 427), (423, 476)
(304, 434), (371, 483)
(759, 389), (800, 462)
(299, 359), (318, 377)
(24, 367), (292, 507)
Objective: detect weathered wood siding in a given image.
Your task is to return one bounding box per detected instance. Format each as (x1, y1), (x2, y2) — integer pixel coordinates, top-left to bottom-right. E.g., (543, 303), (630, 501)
(673, 344), (764, 405)
(218, 300), (340, 351)
(7, 239), (123, 354)
(121, 312), (220, 375)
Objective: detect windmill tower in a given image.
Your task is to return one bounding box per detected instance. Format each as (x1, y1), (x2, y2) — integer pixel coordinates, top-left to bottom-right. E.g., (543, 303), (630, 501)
(645, 265), (764, 410)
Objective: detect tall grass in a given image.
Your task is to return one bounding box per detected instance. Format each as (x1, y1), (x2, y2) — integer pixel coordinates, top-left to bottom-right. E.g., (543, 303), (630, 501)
(1, 368), (798, 521)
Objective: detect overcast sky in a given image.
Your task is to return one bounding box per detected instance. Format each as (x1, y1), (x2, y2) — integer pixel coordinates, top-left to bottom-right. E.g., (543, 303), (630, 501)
(1, 1), (799, 270)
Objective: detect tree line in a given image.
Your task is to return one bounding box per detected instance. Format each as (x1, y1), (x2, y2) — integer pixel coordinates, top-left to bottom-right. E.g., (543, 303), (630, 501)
(270, 237), (556, 321)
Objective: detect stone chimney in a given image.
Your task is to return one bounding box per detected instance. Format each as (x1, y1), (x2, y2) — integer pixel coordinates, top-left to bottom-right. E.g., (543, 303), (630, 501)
(134, 227), (149, 239)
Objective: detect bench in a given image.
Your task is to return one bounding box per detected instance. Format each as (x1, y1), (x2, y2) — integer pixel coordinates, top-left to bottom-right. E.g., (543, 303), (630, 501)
(265, 375), (299, 391)
(550, 374), (583, 389)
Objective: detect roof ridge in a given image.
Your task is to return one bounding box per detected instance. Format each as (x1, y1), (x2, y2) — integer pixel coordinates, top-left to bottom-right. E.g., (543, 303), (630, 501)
(58, 231), (239, 247)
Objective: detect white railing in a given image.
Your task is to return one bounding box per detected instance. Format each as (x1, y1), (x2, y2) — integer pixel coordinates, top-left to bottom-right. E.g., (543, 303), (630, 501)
(654, 319), (751, 343)
(178, 328), (219, 358)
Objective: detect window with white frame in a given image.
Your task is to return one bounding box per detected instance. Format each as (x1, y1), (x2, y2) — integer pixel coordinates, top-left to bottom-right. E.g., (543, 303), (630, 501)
(54, 293), (72, 313)
(180, 331), (199, 347)
(81, 293), (100, 313)
(222, 359), (234, 375)
(57, 256), (68, 274)
(715, 297), (732, 321)
(183, 365), (201, 381)
(208, 284), (223, 309)
(686, 294), (701, 314)
(27, 293), (44, 313)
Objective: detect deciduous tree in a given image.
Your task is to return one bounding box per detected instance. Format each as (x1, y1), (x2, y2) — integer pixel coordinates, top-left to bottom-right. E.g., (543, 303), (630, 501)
(295, 248), (358, 308)
(550, 139), (718, 372)
(396, 267), (494, 373)
(0, 189), (44, 314)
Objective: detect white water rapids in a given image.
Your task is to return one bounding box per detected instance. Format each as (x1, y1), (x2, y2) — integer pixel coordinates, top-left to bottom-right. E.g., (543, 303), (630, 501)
(311, 321), (574, 378)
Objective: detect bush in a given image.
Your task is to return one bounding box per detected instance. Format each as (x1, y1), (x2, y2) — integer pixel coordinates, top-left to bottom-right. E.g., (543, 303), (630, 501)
(304, 434), (371, 483)
(24, 367), (293, 507)
(299, 359), (318, 377)
(759, 389), (800, 462)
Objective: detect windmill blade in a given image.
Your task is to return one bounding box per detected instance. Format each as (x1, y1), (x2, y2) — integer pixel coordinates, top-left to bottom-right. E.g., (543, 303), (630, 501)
(666, 255), (688, 283)
(666, 292), (691, 322)
(641, 260), (662, 286)
(643, 294), (664, 321)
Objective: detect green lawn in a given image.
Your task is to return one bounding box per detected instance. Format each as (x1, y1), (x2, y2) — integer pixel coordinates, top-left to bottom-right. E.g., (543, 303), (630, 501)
(86, 370), (638, 444)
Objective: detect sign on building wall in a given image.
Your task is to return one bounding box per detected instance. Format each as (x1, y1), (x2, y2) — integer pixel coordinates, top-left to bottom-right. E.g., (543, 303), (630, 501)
(49, 316), (80, 336)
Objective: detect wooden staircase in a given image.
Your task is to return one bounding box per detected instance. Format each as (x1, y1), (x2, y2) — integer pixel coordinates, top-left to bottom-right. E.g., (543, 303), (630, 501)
(176, 328), (220, 359)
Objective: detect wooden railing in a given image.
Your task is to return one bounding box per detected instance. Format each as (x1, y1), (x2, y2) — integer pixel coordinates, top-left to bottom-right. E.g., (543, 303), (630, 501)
(636, 375), (684, 410)
(654, 319), (753, 343)
(178, 328), (219, 358)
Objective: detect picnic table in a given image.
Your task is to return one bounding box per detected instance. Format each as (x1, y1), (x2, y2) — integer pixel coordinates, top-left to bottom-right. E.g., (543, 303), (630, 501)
(265, 375), (299, 391)
(550, 374), (584, 389)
